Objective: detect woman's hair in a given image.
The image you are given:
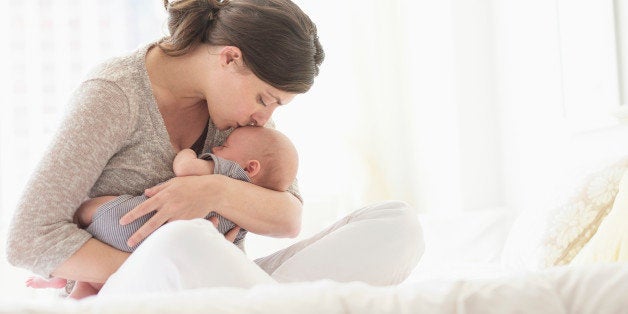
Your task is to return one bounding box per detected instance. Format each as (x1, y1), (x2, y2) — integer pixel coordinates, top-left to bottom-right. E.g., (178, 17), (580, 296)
(159, 0), (324, 93)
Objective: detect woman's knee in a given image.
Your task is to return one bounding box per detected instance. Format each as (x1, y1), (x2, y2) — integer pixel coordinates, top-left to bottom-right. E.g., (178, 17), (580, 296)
(341, 200), (425, 284)
(353, 200), (425, 266)
(352, 200), (423, 236)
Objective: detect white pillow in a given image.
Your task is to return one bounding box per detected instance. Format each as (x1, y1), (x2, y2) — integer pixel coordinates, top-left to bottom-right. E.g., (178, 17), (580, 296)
(502, 156), (628, 270)
(571, 170), (628, 264)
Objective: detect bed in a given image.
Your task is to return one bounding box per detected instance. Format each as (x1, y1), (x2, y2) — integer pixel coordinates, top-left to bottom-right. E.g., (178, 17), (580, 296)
(2, 157), (628, 313)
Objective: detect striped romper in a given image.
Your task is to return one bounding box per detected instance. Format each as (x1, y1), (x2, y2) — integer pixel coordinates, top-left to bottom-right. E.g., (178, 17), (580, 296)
(86, 153), (250, 253)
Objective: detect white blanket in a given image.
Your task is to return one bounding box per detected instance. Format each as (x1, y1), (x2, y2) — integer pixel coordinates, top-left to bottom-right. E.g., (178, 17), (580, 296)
(1, 264), (627, 314)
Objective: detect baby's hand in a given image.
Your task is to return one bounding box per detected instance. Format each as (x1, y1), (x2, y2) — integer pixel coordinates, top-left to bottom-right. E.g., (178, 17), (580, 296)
(173, 149), (205, 177)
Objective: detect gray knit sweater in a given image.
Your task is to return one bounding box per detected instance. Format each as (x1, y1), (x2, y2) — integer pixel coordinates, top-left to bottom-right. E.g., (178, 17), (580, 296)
(5, 43), (301, 277)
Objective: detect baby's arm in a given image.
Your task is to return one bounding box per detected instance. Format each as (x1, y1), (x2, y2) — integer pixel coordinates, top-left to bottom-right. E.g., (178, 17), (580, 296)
(173, 148), (215, 177)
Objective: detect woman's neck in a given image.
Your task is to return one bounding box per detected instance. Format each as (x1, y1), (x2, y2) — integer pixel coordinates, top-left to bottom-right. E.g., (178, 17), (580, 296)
(145, 45), (205, 111)
(145, 45), (210, 151)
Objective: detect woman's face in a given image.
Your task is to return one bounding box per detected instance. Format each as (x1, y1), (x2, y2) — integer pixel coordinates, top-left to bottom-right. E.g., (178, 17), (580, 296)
(205, 57), (296, 131)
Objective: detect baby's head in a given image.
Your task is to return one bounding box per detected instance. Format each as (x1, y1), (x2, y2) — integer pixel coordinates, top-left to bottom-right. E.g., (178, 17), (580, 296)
(211, 126), (298, 191)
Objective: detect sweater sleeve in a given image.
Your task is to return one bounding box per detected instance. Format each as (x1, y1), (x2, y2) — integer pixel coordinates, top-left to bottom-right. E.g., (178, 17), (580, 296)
(5, 79), (133, 277)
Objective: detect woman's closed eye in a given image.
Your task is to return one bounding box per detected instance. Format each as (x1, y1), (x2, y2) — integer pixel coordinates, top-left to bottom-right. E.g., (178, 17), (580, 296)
(257, 96), (267, 107)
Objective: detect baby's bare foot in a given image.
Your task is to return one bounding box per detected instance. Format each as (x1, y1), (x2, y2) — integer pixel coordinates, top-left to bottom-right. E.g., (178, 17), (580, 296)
(25, 276), (67, 289)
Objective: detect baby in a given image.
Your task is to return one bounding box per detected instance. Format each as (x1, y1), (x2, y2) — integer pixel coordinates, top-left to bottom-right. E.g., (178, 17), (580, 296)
(26, 126), (298, 298)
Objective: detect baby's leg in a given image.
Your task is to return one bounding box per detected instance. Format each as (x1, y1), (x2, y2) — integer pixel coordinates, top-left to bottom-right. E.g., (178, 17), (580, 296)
(25, 276), (67, 289)
(74, 196), (118, 228)
(68, 281), (101, 300)
(86, 195), (155, 252)
(207, 212), (247, 245)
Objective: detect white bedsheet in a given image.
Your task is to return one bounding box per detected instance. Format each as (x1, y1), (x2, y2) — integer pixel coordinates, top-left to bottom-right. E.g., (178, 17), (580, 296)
(1, 264), (627, 314)
(3, 209), (626, 313)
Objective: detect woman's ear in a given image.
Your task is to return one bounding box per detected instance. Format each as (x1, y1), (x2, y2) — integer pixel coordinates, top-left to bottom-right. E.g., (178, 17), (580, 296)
(244, 160), (261, 178)
(219, 46), (244, 67)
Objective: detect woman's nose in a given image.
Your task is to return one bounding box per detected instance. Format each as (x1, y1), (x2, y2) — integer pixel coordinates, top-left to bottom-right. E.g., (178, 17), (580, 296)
(253, 107), (276, 127)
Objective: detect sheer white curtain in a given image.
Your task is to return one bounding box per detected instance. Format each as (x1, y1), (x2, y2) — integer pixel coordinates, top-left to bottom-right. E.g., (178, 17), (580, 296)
(0, 0), (166, 298)
(0, 0), (166, 229)
(284, 0), (628, 223)
(277, 0), (503, 222)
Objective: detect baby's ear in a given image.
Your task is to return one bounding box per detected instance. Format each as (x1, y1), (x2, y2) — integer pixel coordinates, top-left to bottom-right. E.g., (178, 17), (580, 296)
(244, 160), (261, 178)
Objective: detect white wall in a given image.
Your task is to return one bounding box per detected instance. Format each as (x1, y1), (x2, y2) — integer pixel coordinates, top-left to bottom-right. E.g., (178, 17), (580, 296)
(493, 0), (628, 211)
(492, 0), (567, 210)
(284, 0), (507, 214)
(452, 0), (504, 211)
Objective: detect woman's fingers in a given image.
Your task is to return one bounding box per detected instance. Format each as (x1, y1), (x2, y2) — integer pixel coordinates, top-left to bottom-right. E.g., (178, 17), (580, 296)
(119, 202), (153, 226)
(143, 181), (170, 198)
(119, 192), (166, 225)
(120, 179), (176, 225)
(126, 211), (170, 247)
(118, 176), (219, 247)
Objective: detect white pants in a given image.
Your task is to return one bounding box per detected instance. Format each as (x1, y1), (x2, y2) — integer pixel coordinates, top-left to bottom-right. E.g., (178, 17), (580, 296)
(98, 200), (424, 296)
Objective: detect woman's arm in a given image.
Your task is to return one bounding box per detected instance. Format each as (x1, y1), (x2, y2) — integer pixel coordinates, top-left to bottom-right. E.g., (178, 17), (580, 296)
(121, 174), (302, 247)
(51, 240), (129, 283)
(6, 80), (133, 278)
(207, 175), (302, 237)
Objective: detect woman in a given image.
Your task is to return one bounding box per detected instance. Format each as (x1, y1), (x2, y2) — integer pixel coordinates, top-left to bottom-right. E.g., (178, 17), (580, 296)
(7, 0), (423, 294)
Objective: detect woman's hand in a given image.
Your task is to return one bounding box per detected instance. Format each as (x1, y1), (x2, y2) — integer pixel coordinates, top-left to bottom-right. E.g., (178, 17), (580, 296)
(121, 173), (301, 246)
(120, 175), (222, 247)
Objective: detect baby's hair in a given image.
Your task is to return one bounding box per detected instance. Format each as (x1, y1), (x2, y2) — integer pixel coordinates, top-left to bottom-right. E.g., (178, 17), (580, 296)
(232, 126), (298, 191)
(255, 130), (298, 191)
(159, 0), (324, 93)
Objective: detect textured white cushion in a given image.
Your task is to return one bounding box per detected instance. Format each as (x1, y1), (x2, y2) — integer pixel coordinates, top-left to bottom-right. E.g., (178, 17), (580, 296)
(572, 170), (628, 264)
(502, 156), (628, 270)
